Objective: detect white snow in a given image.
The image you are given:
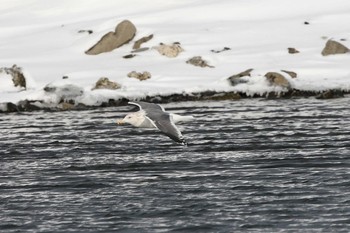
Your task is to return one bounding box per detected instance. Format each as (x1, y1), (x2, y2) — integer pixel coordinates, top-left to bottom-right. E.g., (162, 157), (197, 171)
(1, 0), (350, 107)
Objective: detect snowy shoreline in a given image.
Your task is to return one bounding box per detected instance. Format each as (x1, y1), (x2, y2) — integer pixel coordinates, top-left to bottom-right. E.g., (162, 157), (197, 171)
(1, 88), (348, 113)
(1, 0), (350, 113)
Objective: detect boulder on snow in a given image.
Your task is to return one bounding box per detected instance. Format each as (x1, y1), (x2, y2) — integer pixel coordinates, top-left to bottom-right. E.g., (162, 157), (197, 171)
(92, 77), (121, 90)
(228, 68), (253, 86)
(0, 64), (26, 89)
(229, 68), (253, 78)
(154, 42), (184, 58)
(186, 56), (214, 68)
(321, 40), (350, 56)
(127, 71), (151, 81)
(265, 72), (292, 90)
(288, 47), (300, 54)
(85, 20), (136, 55)
(281, 70), (297, 78)
(133, 34), (153, 49)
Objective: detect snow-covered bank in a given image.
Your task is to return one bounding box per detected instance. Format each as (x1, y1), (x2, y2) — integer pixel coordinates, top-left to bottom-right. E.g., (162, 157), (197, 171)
(1, 0), (350, 112)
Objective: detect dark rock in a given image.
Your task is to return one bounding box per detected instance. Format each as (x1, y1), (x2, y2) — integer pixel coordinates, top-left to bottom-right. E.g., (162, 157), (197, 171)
(43, 85), (56, 92)
(288, 47), (300, 54)
(17, 100), (42, 111)
(100, 98), (128, 107)
(211, 47), (231, 53)
(209, 92), (241, 100)
(85, 20), (136, 55)
(265, 92), (280, 99)
(132, 47), (150, 53)
(78, 30), (93, 34)
(304, 21), (310, 25)
(59, 99), (75, 105)
(321, 40), (350, 56)
(6, 102), (19, 112)
(74, 103), (89, 110)
(123, 54), (136, 59)
(186, 56), (214, 68)
(316, 90), (344, 99)
(133, 34), (153, 49)
(290, 90), (312, 97)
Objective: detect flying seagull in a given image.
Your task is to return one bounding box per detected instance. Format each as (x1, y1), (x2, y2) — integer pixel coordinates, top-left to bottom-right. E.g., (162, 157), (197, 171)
(117, 101), (193, 145)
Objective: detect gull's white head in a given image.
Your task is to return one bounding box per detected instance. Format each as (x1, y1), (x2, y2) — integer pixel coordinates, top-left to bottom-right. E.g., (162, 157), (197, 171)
(117, 111), (145, 127)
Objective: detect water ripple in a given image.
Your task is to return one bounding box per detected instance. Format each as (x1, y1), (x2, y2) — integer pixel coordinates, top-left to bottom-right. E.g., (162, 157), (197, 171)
(1, 98), (350, 232)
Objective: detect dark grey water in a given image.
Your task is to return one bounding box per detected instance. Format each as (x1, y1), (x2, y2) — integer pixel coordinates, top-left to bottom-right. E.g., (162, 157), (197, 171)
(1, 98), (350, 233)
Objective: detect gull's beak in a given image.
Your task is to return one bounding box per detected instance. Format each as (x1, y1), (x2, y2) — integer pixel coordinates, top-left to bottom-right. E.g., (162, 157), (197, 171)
(116, 119), (125, 125)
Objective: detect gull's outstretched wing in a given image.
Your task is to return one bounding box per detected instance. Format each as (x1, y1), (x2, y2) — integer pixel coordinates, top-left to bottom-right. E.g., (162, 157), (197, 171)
(128, 101), (165, 112)
(128, 101), (186, 144)
(151, 113), (186, 144)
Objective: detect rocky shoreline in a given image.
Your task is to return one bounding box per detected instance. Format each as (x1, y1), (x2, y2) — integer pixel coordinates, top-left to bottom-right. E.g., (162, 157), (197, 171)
(1, 19), (350, 114)
(1, 89), (347, 113)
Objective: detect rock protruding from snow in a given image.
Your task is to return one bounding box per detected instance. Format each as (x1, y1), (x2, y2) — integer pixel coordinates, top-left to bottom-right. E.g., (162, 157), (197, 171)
(85, 20), (136, 55)
(155, 42), (184, 57)
(288, 47), (300, 54)
(211, 47), (231, 53)
(321, 40), (350, 56)
(127, 71), (151, 81)
(133, 34), (153, 49)
(228, 68), (253, 86)
(281, 70), (297, 78)
(265, 72), (292, 90)
(92, 77), (121, 90)
(186, 56), (214, 68)
(78, 29), (93, 34)
(0, 64), (26, 89)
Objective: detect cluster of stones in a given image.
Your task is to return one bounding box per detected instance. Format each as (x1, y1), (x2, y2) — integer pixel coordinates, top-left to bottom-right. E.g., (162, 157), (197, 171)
(1, 19), (350, 113)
